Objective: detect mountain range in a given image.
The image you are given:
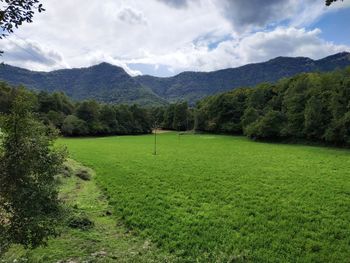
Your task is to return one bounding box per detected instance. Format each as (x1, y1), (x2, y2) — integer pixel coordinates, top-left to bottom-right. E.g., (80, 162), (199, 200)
(0, 52), (349, 106)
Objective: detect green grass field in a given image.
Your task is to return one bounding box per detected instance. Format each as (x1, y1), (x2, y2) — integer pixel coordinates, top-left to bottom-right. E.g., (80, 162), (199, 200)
(54, 132), (350, 262)
(2, 159), (173, 263)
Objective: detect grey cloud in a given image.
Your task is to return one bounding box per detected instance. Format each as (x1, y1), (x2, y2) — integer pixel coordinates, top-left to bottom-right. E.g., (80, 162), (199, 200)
(117, 7), (148, 25)
(219, 0), (295, 30)
(159, 0), (303, 30)
(0, 38), (64, 69)
(157, 0), (192, 8)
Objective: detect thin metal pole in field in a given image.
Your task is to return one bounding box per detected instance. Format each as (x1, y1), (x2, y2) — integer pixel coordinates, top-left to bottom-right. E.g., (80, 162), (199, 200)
(153, 122), (157, 155)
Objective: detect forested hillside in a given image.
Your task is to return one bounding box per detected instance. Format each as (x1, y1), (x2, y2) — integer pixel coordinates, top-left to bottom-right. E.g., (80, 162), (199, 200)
(0, 63), (166, 106)
(0, 52), (349, 105)
(195, 67), (350, 146)
(137, 52), (350, 103)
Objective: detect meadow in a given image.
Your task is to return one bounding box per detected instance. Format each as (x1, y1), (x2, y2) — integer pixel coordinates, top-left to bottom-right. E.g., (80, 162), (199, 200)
(55, 132), (350, 262)
(2, 159), (173, 263)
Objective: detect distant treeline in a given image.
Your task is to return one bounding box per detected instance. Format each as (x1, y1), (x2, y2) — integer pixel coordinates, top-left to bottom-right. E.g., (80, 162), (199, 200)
(0, 83), (195, 137)
(195, 67), (350, 146)
(0, 84), (153, 136)
(152, 102), (194, 131)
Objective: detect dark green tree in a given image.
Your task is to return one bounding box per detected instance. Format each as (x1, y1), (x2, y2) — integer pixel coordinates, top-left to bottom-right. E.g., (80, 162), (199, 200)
(241, 107), (260, 134)
(0, 90), (66, 254)
(46, 110), (65, 128)
(99, 105), (117, 133)
(0, 82), (13, 113)
(76, 100), (99, 123)
(304, 96), (326, 140)
(76, 100), (102, 134)
(130, 104), (152, 134)
(281, 75), (309, 137)
(173, 102), (188, 131)
(245, 110), (285, 140)
(163, 104), (176, 130)
(61, 115), (88, 136)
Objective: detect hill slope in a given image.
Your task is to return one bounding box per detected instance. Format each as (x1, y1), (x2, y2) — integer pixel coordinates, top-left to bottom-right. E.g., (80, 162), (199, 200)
(0, 52), (349, 105)
(0, 62), (166, 106)
(136, 52), (350, 104)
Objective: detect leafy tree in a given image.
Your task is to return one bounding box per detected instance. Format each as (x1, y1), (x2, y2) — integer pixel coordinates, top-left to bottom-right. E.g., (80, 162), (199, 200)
(61, 115), (88, 136)
(194, 107), (207, 131)
(245, 110), (285, 140)
(173, 102), (188, 131)
(324, 111), (350, 144)
(163, 104), (176, 130)
(99, 105), (117, 133)
(281, 75), (309, 137)
(0, 90), (65, 254)
(130, 104), (152, 134)
(0, 0), (44, 37)
(246, 84), (274, 111)
(0, 0), (44, 55)
(216, 90), (249, 133)
(304, 96), (327, 140)
(0, 82), (13, 113)
(149, 106), (165, 128)
(76, 101), (99, 124)
(38, 92), (74, 115)
(326, 0), (342, 6)
(76, 100), (101, 134)
(46, 110), (65, 128)
(115, 105), (134, 134)
(241, 107), (260, 134)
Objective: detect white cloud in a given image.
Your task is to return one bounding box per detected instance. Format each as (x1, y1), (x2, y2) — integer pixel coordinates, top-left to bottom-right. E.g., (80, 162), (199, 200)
(81, 50), (142, 76)
(127, 27), (349, 73)
(0, 0), (349, 76)
(232, 27), (349, 64)
(117, 6), (148, 25)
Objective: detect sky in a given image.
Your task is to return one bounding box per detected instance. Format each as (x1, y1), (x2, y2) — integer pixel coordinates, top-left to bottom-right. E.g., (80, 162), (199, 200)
(0, 0), (349, 77)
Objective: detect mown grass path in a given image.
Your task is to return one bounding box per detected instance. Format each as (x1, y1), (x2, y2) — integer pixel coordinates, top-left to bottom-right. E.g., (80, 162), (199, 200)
(59, 133), (350, 262)
(2, 160), (174, 263)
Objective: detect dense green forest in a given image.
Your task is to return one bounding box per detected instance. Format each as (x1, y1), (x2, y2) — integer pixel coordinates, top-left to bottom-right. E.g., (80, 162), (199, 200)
(0, 83), (193, 136)
(195, 67), (350, 146)
(0, 83), (154, 136)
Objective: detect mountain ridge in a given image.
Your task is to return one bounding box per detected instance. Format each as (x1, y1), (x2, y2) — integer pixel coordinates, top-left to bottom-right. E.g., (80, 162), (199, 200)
(136, 52), (350, 103)
(0, 52), (349, 105)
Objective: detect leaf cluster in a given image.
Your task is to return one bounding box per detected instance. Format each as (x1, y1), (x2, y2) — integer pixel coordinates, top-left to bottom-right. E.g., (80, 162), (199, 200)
(0, 89), (66, 253)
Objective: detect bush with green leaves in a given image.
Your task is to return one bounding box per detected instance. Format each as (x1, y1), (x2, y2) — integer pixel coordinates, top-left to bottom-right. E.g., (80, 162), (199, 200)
(0, 89), (66, 254)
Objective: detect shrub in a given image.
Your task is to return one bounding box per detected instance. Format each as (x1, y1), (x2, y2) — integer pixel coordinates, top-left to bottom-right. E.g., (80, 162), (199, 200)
(0, 91), (66, 250)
